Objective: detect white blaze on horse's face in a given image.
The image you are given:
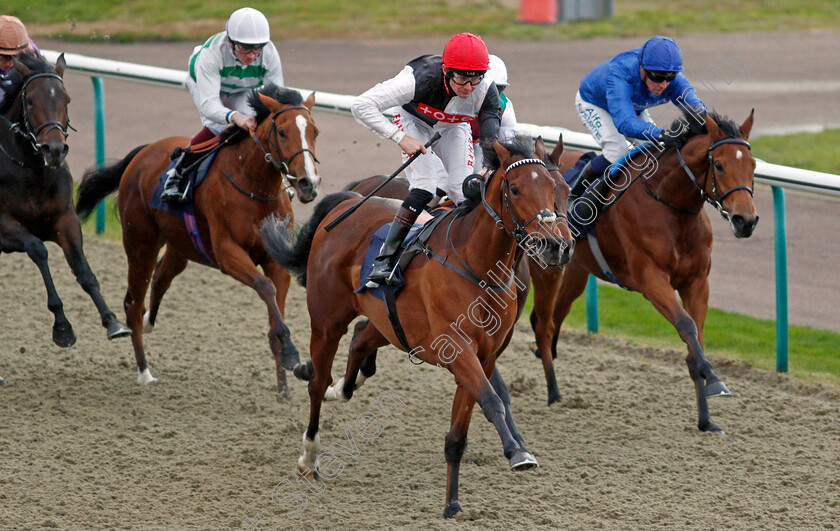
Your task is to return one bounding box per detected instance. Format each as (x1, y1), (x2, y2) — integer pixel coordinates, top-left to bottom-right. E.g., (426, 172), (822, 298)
(295, 114), (321, 187)
(531, 170), (540, 180)
(736, 149), (744, 160)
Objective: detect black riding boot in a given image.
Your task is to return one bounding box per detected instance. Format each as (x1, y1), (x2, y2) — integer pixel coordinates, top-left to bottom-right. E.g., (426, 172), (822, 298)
(367, 206), (420, 287)
(161, 150), (199, 204)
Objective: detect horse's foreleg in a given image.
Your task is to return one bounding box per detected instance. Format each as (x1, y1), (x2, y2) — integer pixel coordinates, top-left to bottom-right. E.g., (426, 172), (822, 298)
(528, 261), (565, 405)
(1, 218), (75, 347)
(442, 386), (475, 518)
(326, 319), (388, 402)
(679, 278), (730, 393)
(640, 271), (725, 434)
(215, 244), (299, 396)
(145, 248), (189, 333)
(53, 213), (130, 340)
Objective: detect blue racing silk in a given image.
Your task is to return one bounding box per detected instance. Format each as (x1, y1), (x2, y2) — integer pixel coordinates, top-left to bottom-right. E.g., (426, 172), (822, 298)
(579, 48), (705, 142)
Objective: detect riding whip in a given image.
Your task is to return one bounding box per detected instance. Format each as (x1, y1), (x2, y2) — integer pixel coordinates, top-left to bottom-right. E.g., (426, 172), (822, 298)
(325, 132), (441, 232)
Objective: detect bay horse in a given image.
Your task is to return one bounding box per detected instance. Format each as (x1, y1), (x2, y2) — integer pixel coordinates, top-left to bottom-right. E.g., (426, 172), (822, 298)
(75, 86), (320, 398)
(341, 138), (572, 393)
(529, 110), (758, 434)
(0, 53), (129, 364)
(260, 136), (573, 517)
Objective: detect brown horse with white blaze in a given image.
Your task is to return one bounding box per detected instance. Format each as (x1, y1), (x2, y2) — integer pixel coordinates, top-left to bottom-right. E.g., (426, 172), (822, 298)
(528, 110), (758, 433)
(76, 86), (319, 397)
(261, 137), (573, 517)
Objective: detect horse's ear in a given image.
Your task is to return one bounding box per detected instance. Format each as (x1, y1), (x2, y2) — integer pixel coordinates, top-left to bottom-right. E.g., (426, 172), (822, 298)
(549, 135), (564, 167)
(705, 113), (722, 140)
(535, 136), (546, 161)
(739, 109), (755, 140)
(54, 53), (66, 78)
(257, 92), (279, 110)
(304, 91), (315, 111)
(493, 141), (512, 168)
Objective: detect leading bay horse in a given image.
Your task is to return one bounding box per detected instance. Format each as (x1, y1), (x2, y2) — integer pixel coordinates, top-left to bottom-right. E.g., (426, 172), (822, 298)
(528, 109), (758, 434)
(76, 86), (319, 398)
(260, 137), (573, 517)
(0, 53), (129, 376)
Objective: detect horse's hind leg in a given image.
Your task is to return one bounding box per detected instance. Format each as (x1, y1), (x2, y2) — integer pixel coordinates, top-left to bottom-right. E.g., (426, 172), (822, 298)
(144, 248), (189, 333)
(123, 231), (161, 384)
(325, 319), (388, 402)
(1, 218), (75, 347)
(53, 213), (130, 340)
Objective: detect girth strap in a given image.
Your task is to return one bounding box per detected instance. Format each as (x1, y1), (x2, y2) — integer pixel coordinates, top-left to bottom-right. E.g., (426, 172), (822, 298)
(586, 232), (629, 290)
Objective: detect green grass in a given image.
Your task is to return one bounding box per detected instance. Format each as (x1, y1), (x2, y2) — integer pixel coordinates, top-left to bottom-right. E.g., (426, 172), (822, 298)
(6, 1), (840, 42)
(78, 193), (122, 241)
(752, 128), (840, 174)
(524, 282), (840, 388)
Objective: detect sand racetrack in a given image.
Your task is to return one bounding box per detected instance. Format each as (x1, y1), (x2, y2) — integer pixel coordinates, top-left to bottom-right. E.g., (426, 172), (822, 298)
(1, 238), (839, 529)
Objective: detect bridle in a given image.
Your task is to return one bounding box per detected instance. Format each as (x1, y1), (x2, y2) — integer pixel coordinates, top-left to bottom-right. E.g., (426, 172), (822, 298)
(249, 104), (319, 184)
(481, 157), (565, 244)
(672, 137), (753, 221)
(0, 72), (74, 167)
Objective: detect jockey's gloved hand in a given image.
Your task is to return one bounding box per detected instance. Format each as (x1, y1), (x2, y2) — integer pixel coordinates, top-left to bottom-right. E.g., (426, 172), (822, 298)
(462, 174), (485, 206)
(658, 128), (685, 150)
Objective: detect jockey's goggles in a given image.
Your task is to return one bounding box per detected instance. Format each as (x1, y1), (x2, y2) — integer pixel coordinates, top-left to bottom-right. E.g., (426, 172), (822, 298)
(645, 70), (678, 83)
(231, 40), (267, 55)
(449, 72), (484, 87)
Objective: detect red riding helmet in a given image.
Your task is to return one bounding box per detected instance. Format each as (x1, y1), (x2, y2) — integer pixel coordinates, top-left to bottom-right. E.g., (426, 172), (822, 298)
(442, 33), (490, 74)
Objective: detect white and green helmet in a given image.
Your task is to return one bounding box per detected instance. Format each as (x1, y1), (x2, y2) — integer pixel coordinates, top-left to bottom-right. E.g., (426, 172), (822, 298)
(226, 7), (270, 44)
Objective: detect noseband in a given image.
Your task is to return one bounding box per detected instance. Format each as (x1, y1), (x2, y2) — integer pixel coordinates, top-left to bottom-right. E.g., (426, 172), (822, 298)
(481, 157), (567, 243)
(674, 137), (753, 221)
(249, 105), (319, 182)
(1, 72), (74, 167)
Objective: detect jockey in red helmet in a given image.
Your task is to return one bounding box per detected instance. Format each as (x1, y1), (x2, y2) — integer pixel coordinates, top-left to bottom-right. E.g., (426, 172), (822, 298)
(352, 33), (501, 286)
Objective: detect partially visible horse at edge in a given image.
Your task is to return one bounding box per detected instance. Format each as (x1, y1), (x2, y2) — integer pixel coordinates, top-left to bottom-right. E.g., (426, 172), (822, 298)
(76, 86), (319, 398)
(0, 53), (129, 379)
(528, 110), (758, 434)
(261, 137), (573, 517)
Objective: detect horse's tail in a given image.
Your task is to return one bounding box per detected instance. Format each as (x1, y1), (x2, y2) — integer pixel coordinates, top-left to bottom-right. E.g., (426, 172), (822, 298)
(76, 144), (148, 221)
(261, 191), (361, 287)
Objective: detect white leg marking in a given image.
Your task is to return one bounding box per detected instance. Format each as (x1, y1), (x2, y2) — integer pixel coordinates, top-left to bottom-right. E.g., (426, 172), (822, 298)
(299, 432), (321, 472)
(137, 367), (158, 384)
(324, 377), (349, 402)
(143, 311), (154, 333)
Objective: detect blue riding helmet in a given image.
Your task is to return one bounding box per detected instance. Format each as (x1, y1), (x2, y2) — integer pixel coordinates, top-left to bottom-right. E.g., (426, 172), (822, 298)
(640, 36), (683, 72)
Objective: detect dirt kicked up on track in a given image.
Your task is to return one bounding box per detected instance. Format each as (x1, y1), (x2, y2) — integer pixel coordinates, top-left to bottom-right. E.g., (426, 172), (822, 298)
(1, 238), (839, 529)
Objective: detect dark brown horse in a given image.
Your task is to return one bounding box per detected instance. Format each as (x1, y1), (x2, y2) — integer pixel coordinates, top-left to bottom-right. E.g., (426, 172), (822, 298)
(529, 110), (758, 433)
(76, 86), (320, 397)
(0, 53), (129, 370)
(261, 137), (573, 517)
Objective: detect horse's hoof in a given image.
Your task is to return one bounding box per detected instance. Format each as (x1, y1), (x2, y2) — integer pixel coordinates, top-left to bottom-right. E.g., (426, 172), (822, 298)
(52, 324), (76, 348)
(324, 378), (349, 402)
(293, 361), (314, 381)
(443, 501), (463, 519)
(137, 367), (158, 385)
(705, 380), (731, 397)
(143, 311), (154, 333)
(281, 343), (301, 371)
(107, 320), (132, 340)
(529, 341), (541, 359)
(296, 458), (319, 480)
(276, 384), (292, 403)
(0, 377), (5, 387)
(510, 450), (539, 470)
(547, 391), (563, 406)
(699, 422), (726, 435)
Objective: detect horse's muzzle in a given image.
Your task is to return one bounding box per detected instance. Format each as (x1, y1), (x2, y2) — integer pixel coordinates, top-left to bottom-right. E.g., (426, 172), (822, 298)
(730, 214), (759, 239)
(40, 142), (69, 169)
(295, 177), (320, 204)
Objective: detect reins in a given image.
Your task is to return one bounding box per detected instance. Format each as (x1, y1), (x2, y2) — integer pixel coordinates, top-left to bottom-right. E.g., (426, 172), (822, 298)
(221, 104), (319, 201)
(0, 72), (74, 168)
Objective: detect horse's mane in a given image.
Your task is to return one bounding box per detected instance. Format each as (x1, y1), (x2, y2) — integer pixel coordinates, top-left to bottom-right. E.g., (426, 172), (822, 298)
(669, 109), (742, 148)
(481, 133), (535, 172)
(16, 52), (51, 75)
(248, 84), (304, 122)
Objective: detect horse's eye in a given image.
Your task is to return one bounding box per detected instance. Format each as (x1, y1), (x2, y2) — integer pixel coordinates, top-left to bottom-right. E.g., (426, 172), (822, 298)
(277, 128), (287, 138)
(24, 97), (33, 106)
(714, 161), (724, 172)
(510, 185), (520, 197)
